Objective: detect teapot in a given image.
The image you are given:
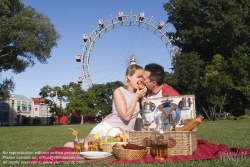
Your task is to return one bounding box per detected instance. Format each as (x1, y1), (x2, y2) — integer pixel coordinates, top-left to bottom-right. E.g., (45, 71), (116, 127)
(143, 101), (155, 113)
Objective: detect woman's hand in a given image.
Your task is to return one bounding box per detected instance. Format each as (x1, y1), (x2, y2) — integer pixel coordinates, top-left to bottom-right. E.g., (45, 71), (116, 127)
(135, 86), (147, 99)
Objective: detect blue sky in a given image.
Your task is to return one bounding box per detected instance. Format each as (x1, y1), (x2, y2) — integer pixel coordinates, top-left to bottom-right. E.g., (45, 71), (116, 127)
(4, 0), (175, 99)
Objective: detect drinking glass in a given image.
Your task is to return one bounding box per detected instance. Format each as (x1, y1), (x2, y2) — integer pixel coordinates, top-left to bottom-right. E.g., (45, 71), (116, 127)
(73, 139), (80, 154)
(88, 140), (99, 151)
(79, 141), (85, 152)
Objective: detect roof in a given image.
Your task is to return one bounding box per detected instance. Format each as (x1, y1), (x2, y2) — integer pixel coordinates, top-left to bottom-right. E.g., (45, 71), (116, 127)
(31, 97), (41, 104)
(12, 94), (30, 100)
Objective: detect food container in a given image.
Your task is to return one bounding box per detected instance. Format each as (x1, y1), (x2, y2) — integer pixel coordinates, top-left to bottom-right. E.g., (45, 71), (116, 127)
(129, 95), (197, 156)
(102, 127), (128, 153)
(181, 97), (191, 110)
(112, 144), (148, 160)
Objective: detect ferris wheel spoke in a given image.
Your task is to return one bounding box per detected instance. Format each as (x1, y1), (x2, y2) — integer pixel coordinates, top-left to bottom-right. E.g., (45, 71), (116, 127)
(77, 12), (179, 89)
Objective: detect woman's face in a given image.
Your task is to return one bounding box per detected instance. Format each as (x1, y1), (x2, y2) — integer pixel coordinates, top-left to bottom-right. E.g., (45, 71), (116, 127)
(128, 71), (142, 90)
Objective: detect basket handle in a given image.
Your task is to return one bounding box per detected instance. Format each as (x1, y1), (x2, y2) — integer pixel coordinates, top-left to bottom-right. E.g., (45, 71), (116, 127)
(104, 127), (127, 142)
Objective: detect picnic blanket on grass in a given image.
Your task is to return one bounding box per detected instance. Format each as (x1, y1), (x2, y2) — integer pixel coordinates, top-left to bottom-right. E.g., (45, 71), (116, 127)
(29, 139), (250, 164)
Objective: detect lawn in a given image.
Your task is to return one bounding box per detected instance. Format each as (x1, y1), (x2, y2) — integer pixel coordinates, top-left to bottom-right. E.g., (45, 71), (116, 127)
(0, 119), (249, 167)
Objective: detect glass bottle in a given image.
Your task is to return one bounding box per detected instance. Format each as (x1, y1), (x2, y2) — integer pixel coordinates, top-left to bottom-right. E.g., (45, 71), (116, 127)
(153, 113), (168, 160)
(165, 113), (176, 131)
(155, 113), (165, 139)
(142, 113), (151, 131)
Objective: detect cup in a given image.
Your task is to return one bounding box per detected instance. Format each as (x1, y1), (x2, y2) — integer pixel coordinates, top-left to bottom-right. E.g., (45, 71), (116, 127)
(143, 102), (155, 113)
(152, 140), (168, 160)
(88, 141), (99, 151)
(79, 142), (85, 152)
(74, 143), (81, 154)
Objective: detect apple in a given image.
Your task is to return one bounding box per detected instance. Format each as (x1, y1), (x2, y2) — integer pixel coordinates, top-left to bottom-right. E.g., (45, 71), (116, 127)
(114, 135), (123, 142)
(114, 134), (125, 142)
(138, 83), (145, 90)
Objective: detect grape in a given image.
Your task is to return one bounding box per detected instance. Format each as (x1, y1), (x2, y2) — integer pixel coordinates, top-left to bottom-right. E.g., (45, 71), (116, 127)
(99, 139), (104, 149)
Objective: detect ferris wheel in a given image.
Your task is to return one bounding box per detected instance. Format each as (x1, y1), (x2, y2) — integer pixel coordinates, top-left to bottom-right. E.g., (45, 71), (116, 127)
(75, 11), (179, 89)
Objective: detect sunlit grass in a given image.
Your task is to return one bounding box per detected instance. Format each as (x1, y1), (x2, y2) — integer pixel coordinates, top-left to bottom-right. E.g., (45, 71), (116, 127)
(0, 120), (249, 166)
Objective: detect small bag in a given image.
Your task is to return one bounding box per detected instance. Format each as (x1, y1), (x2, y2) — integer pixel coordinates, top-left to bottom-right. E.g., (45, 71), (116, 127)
(102, 127), (128, 153)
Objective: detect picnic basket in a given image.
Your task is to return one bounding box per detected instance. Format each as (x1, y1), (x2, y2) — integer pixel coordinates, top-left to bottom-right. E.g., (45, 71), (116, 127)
(112, 143), (148, 160)
(102, 127), (128, 153)
(129, 95), (197, 156)
(128, 128), (197, 155)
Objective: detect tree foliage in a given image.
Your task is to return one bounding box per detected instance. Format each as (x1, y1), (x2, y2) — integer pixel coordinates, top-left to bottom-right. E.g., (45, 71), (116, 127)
(88, 81), (123, 115)
(163, 0), (250, 120)
(0, 77), (15, 99)
(0, 0), (60, 99)
(166, 52), (204, 95)
(164, 0), (250, 63)
(39, 81), (123, 117)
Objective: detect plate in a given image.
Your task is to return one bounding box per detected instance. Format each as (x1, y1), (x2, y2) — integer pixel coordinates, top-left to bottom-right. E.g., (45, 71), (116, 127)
(83, 153), (112, 160)
(80, 151), (111, 157)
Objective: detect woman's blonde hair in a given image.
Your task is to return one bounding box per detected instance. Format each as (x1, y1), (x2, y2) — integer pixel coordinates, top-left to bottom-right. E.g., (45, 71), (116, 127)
(124, 64), (143, 89)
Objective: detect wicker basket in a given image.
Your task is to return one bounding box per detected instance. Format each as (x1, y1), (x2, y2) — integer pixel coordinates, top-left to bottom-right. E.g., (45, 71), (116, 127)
(128, 128), (197, 156)
(102, 127), (128, 153)
(112, 146), (148, 160)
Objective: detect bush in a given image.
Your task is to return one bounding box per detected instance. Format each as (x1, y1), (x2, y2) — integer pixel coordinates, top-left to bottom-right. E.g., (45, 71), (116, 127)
(220, 117), (227, 120)
(33, 117), (41, 125)
(238, 115), (250, 119)
(70, 115), (80, 124)
(50, 116), (55, 125)
(22, 117), (30, 125)
(226, 116), (236, 120)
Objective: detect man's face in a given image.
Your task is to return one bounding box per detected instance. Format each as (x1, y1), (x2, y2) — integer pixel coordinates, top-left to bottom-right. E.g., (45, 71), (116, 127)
(142, 70), (154, 90)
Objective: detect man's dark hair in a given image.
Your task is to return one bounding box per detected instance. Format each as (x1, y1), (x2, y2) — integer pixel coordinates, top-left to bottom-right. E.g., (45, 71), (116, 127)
(144, 63), (164, 85)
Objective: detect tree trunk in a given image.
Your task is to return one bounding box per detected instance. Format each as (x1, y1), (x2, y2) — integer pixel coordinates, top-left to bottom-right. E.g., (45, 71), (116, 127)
(244, 98), (250, 116)
(196, 99), (212, 121)
(80, 115), (84, 124)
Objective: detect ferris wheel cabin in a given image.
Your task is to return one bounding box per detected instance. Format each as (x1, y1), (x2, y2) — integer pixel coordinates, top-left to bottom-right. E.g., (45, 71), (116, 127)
(139, 12), (145, 21)
(77, 77), (83, 83)
(98, 19), (104, 28)
(83, 34), (89, 42)
(158, 21), (164, 29)
(118, 12), (123, 21)
(75, 54), (81, 62)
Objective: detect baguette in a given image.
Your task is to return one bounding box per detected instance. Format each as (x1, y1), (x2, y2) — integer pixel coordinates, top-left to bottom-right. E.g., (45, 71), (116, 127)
(177, 115), (204, 131)
(122, 143), (146, 150)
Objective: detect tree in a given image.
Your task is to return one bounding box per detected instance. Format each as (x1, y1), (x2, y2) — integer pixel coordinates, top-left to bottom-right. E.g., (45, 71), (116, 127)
(88, 81), (123, 116)
(166, 52), (204, 95)
(164, 0), (250, 63)
(0, 0), (60, 99)
(200, 54), (234, 120)
(39, 83), (98, 116)
(163, 0), (250, 118)
(62, 82), (97, 115)
(0, 77), (15, 99)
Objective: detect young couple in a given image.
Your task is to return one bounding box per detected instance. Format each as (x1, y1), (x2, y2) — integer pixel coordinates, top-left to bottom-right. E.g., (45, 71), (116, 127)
(64, 63), (179, 151)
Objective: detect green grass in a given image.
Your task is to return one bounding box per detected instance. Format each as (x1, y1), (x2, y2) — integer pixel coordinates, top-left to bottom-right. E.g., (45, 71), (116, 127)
(0, 120), (249, 167)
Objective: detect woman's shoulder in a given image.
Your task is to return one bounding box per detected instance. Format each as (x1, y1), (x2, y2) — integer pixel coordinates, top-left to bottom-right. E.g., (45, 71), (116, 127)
(115, 86), (125, 91)
(114, 87), (129, 95)
(113, 87), (123, 94)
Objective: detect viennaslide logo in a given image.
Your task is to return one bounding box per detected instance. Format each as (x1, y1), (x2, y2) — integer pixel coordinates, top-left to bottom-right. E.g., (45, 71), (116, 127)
(220, 148), (247, 166)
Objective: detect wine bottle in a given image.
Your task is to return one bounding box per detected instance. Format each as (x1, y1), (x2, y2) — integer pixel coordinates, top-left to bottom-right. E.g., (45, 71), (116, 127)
(165, 114), (176, 131)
